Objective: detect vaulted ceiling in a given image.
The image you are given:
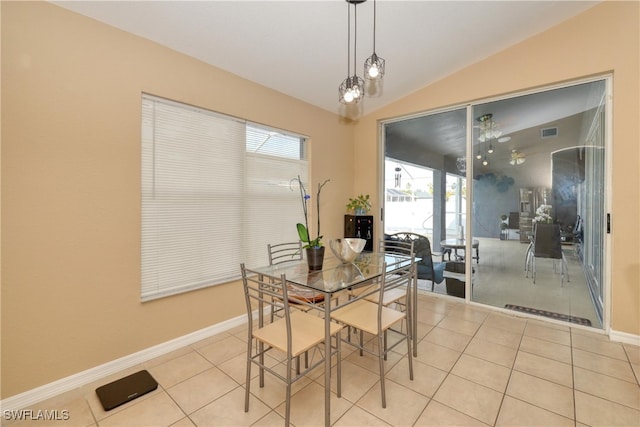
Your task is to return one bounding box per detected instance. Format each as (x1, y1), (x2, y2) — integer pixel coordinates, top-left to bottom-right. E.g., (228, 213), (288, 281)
(53, 1), (599, 118)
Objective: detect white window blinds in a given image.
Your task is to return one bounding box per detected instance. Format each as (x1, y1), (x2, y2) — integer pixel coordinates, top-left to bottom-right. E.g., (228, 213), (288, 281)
(141, 95), (308, 301)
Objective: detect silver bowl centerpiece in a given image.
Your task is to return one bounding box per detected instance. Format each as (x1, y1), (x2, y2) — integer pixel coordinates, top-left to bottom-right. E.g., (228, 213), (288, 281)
(329, 238), (367, 263)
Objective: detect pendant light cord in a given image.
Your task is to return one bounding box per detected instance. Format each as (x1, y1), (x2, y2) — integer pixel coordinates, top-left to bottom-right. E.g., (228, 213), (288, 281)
(353, 3), (358, 76)
(347, 3), (351, 76)
(372, 0), (377, 53)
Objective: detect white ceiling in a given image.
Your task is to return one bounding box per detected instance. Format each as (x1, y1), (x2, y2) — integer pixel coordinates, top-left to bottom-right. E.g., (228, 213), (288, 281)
(52, 0), (599, 118)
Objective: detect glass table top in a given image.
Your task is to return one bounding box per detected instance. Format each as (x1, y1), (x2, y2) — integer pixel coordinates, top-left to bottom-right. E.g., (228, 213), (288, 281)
(250, 252), (413, 294)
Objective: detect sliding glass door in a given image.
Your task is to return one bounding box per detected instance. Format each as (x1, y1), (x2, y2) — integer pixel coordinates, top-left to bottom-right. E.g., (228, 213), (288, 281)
(469, 79), (607, 328)
(382, 78), (608, 328)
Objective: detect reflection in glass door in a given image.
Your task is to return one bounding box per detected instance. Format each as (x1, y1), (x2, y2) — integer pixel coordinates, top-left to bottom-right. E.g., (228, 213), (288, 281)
(469, 79), (607, 328)
(382, 79), (608, 328)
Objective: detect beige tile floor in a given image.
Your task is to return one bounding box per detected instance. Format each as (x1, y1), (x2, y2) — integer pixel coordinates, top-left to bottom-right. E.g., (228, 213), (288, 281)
(425, 237), (601, 328)
(7, 294), (639, 427)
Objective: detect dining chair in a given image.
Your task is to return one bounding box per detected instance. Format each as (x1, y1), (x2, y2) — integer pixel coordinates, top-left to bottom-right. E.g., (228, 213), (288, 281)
(330, 257), (414, 408)
(267, 241), (323, 373)
(368, 239), (415, 309)
(267, 241), (324, 313)
(526, 223), (570, 285)
(240, 264), (343, 426)
(268, 241), (344, 311)
(267, 241), (303, 265)
(345, 239), (414, 348)
(385, 232), (445, 291)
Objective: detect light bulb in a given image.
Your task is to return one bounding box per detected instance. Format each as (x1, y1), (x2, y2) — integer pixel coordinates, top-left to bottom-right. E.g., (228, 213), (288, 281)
(368, 64), (379, 78)
(476, 151), (482, 160)
(343, 91), (354, 103)
(487, 143), (494, 154)
(482, 156), (489, 166)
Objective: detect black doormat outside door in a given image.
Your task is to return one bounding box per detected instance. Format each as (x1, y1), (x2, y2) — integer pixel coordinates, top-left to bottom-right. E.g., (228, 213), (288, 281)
(504, 304), (592, 327)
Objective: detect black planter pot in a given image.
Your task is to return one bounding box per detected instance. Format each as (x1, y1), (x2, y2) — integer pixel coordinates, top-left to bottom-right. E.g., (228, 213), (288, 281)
(305, 247), (325, 271)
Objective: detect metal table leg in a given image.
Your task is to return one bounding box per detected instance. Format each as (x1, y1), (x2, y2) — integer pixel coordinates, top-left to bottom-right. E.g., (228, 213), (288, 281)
(412, 262), (418, 357)
(324, 292), (331, 427)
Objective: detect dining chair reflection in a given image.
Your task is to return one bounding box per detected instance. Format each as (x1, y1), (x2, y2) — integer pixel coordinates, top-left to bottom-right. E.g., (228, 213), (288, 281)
(526, 223), (570, 285)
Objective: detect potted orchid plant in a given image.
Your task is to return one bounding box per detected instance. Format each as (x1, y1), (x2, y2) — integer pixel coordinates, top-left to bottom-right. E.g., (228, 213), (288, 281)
(291, 175), (330, 270)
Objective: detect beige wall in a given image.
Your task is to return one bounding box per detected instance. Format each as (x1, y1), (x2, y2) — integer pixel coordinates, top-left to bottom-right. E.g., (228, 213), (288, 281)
(2, 0), (638, 400)
(1, 1), (353, 398)
(354, 1), (639, 335)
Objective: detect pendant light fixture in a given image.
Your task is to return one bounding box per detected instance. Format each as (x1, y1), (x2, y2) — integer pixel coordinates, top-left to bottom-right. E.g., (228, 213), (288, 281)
(364, 0), (385, 80)
(477, 114), (502, 142)
(476, 113), (500, 165)
(339, 0), (365, 104)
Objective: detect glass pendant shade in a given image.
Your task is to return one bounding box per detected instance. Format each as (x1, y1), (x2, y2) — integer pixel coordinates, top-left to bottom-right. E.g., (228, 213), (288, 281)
(338, 0), (366, 105)
(339, 75), (365, 104)
(364, 52), (385, 79)
(364, 0), (384, 81)
(339, 0), (386, 105)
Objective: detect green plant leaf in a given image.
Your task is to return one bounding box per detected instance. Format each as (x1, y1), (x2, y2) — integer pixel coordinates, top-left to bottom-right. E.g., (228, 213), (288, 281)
(296, 223), (309, 243)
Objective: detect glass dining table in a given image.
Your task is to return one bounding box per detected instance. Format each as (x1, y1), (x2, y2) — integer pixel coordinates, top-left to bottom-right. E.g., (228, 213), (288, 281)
(249, 251), (417, 426)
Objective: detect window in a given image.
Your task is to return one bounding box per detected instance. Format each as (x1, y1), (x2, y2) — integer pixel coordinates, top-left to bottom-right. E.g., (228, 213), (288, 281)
(445, 173), (466, 239)
(141, 95), (308, 301)
(384, 159), (435, 236)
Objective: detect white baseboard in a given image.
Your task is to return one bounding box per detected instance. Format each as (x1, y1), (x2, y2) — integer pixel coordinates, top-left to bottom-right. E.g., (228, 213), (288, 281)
(3, 309), (638, 413)
(0, 314), (247, 412)
(609, 328), (640, 346)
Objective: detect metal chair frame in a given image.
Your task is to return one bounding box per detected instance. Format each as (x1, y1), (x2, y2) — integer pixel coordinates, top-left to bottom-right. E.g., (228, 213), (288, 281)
(267, 241), (303, 265)
(241, 264), (342, 426)
(331, 256), (414, 408)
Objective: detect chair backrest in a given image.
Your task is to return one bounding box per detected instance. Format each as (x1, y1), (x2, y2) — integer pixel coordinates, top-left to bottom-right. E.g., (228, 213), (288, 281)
(533, 223), (563, 259)
(385, 232), (445, 284)
(384, 232), (434, 268)
(379, 237), (414, 257)
(378, 237), (415, 286)
(240, 264), (293, 353)
(376, 254), (414, 323)
(397, 232), (445, 284)
(267, 241), (303, 265)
